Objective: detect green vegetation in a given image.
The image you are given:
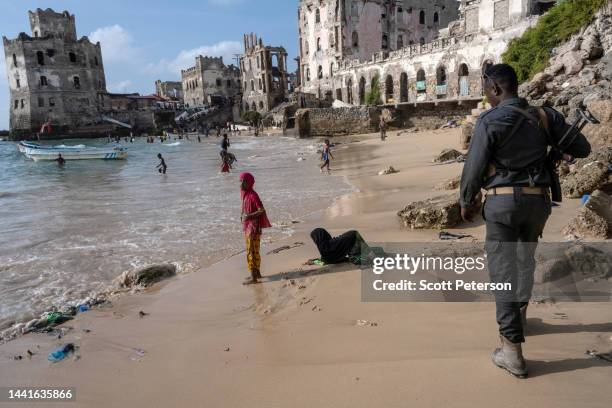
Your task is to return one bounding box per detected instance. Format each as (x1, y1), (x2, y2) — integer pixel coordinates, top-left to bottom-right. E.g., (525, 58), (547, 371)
(365, 75), (382, 106)
(241, 110), (262, 124)
(502, 0), (607, 83)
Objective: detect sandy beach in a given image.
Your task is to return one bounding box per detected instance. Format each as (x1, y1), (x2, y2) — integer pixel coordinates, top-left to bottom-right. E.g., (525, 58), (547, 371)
(1, 128), (610, 408)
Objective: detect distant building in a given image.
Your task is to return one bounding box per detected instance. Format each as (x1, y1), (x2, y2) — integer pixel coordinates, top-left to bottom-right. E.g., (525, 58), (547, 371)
(297, 0), (459, 99)
(155, 80), (183, 102)
(181, 56), (240, 108)
(3, 8), (107, 137)
(240, 33), (289, 113)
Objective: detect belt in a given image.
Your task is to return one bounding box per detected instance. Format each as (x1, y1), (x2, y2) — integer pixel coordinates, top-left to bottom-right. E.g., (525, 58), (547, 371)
(487, 187), (548, 195)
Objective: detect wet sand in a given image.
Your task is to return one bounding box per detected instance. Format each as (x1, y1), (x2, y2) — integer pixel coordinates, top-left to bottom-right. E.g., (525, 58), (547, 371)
(1, 128), (610, 407)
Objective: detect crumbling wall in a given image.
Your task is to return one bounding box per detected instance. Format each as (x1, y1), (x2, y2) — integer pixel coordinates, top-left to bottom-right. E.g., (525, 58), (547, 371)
(295, 106), (379, 138)
(390, 100), (478, 129)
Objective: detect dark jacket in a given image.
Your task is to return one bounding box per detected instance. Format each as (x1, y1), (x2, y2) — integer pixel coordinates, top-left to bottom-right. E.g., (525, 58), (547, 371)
(460, 98), (591, 207)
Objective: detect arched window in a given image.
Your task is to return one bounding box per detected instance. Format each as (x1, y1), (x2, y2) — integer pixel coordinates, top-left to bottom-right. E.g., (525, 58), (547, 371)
(482, 60), (494, 74)
(385, 75), (394, 102)
(352, 31), (359, 48)
(251, 80), (255, 91)
(437, 66), (447, 85)
(459, 63), (470, 97)
(382, 35), (389, 50)
(259, 101), (264, 110)
(36, 51), (44, 65)
(317, 38), (322, 51)
(244, 81), (247, 91)
(400, 72), (408, 102)
(251, 102), (256, 111)
(259, 78), (263, 90)
(434, 12), (439, 24)
(216, 78), (222, 87)
(317, 65), (323, 79)
(347, 78), (353, 104)
(397, 35), (404, 49)
(306, 68), (311, 81)
(416, 69), (426, 100)
(257, 55), (260, 68)
(12, 53), (17, 67)
(69, 52), (77, 63)
(315, 8), (320, 23)
(436, 66), (447, 98)
(420, 37), (425, 46)
(94, 56), (99, 66)
(73, 76), (80, 89)
(419, 10), (425, 24)
(227, 79), (232, 88)
(40, 76), (48, 86)
(358, 77), (366, 105)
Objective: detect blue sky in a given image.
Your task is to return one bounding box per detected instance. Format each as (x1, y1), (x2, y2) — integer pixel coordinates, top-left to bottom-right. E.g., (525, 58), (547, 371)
(0, 0), (299, 130)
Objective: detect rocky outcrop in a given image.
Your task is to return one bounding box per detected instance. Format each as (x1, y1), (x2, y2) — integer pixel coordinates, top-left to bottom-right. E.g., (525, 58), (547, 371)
(378, 166), (399, 176)
(398, 194), (462, 229)
(520, 5), (612, 148)
(435, 176), (462, 191)
(535, 244), (612, 283)
(561, 147), (612, 198)
(564, 190), (612, 239)
(460, 122), (474, 150)
(433, 149), (465, 163)
(116, 264), (177, 288)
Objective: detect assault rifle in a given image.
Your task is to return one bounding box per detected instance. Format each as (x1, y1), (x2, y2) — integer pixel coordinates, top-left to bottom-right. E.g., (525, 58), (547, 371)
(546, 108), (600, 202)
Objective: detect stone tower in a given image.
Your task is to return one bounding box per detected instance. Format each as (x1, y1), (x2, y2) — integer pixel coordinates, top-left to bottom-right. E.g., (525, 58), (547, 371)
(3, 8), (107, 139)
(240, 33), (289, 113)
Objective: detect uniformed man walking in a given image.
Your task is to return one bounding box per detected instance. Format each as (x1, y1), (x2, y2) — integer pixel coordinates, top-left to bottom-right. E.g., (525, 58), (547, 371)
(460, 64), (591, 378)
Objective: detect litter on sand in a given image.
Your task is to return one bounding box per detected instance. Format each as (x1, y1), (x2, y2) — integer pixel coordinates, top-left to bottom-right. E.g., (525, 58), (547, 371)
(439, 231), (473, 240)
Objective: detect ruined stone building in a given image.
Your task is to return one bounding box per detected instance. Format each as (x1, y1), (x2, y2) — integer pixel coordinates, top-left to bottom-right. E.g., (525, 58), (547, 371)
(155, 80), (183, 102)
(181, 56), (241, 108)
(240, 33), (289, 113)
(3, 8), (107, 137)
(298, 0), (460, 98)
(298, 0), (557, 105)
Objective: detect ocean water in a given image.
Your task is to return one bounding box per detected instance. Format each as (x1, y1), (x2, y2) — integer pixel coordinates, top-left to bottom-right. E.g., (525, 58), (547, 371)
(0, 135), (351, 330)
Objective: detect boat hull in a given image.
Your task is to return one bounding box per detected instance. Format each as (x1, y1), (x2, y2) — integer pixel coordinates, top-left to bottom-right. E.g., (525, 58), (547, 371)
(19, 141), (128, 161)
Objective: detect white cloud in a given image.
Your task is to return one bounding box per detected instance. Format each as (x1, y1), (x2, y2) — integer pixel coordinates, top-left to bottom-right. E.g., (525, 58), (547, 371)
(108, 80), (134, 93)
(146, 41), (242, 78)
(89, 25), (142, 65)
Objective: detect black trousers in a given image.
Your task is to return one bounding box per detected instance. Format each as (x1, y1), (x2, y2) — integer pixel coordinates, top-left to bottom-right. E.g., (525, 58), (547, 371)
(484, 190), (551, 343)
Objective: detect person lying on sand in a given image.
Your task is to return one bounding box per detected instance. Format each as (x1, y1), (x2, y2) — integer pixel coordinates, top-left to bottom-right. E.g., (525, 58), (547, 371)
(310, 228), (381, 265)
(240, 172), (272, 285)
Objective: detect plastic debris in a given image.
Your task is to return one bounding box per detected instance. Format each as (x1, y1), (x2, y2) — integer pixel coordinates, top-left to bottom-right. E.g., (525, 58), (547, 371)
(48, 343), (75, 362)
(439, 231), (473, 240)
(586, 350), (612, 363)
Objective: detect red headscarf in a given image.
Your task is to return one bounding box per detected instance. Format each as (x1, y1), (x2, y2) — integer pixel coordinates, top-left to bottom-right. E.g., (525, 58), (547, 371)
(240, 172), (271, 235)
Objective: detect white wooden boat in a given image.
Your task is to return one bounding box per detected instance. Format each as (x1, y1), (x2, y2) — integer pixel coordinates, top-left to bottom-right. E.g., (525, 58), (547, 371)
(18, 141), (128, 161)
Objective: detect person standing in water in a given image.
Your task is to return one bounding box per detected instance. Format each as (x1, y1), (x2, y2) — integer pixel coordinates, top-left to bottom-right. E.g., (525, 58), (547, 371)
(320, 139), (334, 174)
(156, 153), (167, 174)
(240, 172), (271, 285)
(56, 153), (65, 166)
(221, 133), (230, 152)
